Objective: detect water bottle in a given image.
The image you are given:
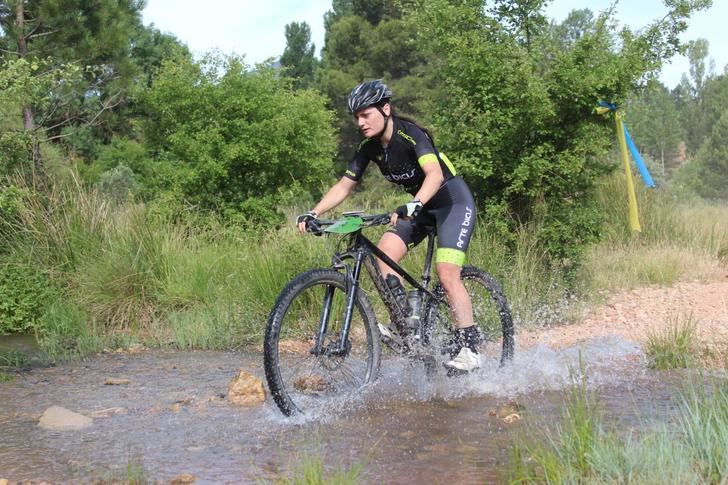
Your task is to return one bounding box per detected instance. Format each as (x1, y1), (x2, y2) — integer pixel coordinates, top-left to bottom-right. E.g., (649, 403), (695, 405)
(385, 274), (409, 314)
(405, 290), (424, 330)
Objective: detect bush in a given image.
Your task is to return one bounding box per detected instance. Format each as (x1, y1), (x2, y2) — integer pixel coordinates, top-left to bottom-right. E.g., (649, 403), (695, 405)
(0, 262), (57, 333)
(98, 164), (136, 204)
(139, 53), (337, 220)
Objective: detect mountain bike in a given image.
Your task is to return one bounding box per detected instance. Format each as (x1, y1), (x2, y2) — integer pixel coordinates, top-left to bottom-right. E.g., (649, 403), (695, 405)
(263, 211), (514, 416)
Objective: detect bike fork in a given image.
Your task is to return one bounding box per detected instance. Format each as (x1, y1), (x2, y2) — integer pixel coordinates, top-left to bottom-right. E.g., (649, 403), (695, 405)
(312, 250), (363, 357)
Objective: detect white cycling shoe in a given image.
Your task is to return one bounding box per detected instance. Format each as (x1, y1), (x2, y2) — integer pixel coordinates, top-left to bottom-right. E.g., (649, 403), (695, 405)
(444, 347), (481, 372)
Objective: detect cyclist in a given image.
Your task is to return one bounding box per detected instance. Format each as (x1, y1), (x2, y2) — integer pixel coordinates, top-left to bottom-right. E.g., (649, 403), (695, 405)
(297, 80), (481, 372)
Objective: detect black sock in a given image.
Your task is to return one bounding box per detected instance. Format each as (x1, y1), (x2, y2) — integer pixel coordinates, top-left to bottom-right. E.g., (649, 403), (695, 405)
(458, 325), (482, 353)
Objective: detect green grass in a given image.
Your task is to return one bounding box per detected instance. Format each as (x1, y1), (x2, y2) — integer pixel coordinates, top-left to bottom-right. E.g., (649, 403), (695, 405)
(580, 171), (728, 292)
(0, 348), (30, 367)
(508, 375), (728, 484)
(1, 168), (726, 359)
(645, 314), (699, 370)
(276, 454), (362, 485)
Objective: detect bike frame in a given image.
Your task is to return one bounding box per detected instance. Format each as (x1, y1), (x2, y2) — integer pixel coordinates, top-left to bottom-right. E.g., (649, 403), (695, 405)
(311, 227), (441, 357)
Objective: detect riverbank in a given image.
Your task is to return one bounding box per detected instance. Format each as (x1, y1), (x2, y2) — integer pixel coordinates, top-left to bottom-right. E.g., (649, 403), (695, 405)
(520, 273), (728, 367)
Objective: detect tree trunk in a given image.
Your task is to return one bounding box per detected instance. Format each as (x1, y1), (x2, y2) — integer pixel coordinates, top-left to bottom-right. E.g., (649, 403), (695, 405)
(15, 0), (45, 178)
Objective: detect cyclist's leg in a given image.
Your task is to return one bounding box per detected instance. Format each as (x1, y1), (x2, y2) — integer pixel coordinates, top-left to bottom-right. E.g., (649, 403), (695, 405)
(430, 179), (481, 370)
(376, 232), (408, 278)
(431, 179), (477, 329)
(436, 261), (473, 329)
(376, 216), (429, 278)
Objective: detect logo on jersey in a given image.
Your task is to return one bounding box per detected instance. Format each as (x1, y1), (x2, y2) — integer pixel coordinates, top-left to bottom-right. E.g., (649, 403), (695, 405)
(456, 206), (473, 249)
(385, 169), (417, 182)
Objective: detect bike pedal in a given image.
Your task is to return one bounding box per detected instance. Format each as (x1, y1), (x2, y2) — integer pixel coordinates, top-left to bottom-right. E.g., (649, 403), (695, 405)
(378, 323), (405, 353)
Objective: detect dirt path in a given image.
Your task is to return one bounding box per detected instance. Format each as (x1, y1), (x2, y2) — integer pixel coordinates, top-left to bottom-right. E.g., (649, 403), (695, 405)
(520, 273), (728, 363)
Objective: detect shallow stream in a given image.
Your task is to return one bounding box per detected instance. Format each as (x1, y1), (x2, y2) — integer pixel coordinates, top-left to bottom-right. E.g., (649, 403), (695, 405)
(0, 334), (703, 483)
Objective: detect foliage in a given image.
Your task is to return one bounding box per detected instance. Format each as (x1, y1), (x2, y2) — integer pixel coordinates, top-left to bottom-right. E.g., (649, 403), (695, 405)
(0, 0), (146, 166)
(0, 57), (85, 175)
(0, 261), (57, 333)
(139, 54), (336, 220)
(627, 79), (682, 176)
(693, 108), (728, 199)
(408, 0), (710, 270)
(280, 21), (318, 89)
(98, 164), (136, 204)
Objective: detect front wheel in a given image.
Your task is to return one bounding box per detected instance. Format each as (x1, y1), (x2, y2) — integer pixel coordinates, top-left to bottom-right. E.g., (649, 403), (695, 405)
(431, 266), (514, 366)
(264, 269), (381, 416)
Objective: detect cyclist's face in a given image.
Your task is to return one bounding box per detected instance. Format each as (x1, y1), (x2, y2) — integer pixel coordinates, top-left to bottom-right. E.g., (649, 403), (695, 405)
(353, 104), (389, 138)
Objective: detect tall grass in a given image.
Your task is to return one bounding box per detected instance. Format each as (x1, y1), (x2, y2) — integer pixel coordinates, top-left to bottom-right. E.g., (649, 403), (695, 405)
(580, 171), (728, 291)
(3, 167), (725, 357)
(508, 375), (728, 483)
(645, 314), (699, 370)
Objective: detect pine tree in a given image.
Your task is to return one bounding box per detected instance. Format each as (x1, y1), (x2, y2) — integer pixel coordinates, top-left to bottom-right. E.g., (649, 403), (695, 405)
(0, 0), (144, 175)
(280, 21), (317, 89)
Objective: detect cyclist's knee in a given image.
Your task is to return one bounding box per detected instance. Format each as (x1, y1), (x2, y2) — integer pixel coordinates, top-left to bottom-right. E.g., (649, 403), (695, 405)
(437, 262), (463, 290)
(377, 232), (408, 274)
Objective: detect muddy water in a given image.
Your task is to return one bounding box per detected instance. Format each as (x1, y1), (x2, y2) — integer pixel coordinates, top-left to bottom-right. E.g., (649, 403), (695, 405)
(0, 335), (701, 483)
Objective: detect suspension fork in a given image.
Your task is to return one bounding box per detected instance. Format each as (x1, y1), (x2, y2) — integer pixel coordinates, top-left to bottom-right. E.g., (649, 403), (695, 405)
(312, 248), (365, 357)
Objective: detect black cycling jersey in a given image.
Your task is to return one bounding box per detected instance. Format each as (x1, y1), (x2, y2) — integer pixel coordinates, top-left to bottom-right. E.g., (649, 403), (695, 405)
(344, 116), (458, 195)
(344, 116), (476, 266)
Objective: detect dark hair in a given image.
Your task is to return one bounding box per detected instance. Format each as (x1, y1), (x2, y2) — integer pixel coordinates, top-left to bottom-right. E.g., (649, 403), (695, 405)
(387, 105), (436, 147)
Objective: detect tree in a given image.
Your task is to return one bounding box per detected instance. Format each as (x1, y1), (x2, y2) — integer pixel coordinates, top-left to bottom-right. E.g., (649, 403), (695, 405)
(0, 0), (144, 174)
(627, 80), (682, 176)
(408, 0), (711, 268)
(676, 38), (718, 155)
(280, 21), (317, 89)
(490, 0), (551, 52)
(694, 108), (728, 199)
(318, 1), (431, 167)
(139, 54), (337, 220)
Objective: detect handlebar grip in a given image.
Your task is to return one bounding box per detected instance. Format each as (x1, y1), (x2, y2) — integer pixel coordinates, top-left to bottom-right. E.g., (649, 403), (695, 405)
(306, 219), (323, 235)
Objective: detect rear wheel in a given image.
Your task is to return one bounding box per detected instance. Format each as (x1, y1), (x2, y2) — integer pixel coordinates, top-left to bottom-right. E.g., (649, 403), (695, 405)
(264, 269), (381, 416)
(431, 266), (514, 366)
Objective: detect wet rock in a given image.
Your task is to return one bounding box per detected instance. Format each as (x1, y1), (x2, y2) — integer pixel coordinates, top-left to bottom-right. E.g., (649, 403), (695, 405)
(104, 377), (131, 385)
(38, 406), (93, 431)
(503, 413), (521, 423)
(0, 478), (8, 485)
(227, 370), (266, 406)
(293, 375), (328, 393)
(489, 400), (525, 418)
(170, 474), (196, 484)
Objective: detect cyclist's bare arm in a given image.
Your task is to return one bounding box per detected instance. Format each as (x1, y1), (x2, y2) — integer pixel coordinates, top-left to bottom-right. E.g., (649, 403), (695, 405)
(297, 177), (358, 233)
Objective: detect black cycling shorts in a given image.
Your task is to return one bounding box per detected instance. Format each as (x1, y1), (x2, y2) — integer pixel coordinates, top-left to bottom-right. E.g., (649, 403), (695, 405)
(389, 176), (476, 266)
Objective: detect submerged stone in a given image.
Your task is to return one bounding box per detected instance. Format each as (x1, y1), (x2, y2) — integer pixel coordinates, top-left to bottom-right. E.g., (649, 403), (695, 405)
(38, 406), (93, 431)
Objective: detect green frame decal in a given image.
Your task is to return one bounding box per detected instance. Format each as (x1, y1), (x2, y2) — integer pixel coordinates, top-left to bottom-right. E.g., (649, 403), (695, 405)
(325, 216), (364, 234)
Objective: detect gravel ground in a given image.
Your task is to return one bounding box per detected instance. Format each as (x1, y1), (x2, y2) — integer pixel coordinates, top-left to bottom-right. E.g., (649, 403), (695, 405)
(520, 271), (728, 365)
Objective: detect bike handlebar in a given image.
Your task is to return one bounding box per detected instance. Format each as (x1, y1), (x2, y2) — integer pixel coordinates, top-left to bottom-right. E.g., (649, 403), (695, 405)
(306, 212), (391, 234)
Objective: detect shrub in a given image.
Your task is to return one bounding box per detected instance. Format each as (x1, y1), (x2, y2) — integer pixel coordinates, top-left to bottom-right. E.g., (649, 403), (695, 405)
(0, 262), (57, 334)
